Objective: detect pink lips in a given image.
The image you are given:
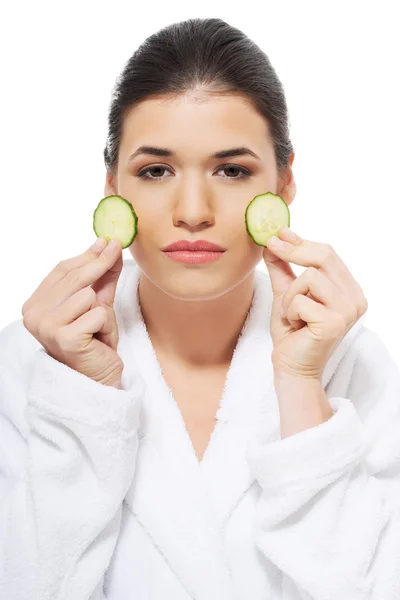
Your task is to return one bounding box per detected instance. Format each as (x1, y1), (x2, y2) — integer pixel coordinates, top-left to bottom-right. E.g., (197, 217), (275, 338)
(162, 250), (225, 264)
(162, 239), (226, 252)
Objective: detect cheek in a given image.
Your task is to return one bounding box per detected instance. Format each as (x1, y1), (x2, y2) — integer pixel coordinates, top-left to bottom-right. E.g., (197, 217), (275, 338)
(241, 231), (266, 267)
(128, 242), (154, 275)
(128, 209), (162, 247)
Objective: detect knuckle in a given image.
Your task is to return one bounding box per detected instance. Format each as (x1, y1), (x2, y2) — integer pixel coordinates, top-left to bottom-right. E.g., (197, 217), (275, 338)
(350, 305), (359, 321)
(21, 295), (34, 316)
(88, 287), (101, 310)
(83, 285), (97, 302)
(308, 266), (319, 279)
(360, 296), (369, 314)
(98, 305), (108, 320)
(22, 310), (34, 332)
(89, 286), (98, 300)
(292, 294), (303, 310)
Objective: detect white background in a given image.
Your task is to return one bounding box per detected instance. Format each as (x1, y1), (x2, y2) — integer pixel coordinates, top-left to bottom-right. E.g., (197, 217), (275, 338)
(1, 1), (399, 366)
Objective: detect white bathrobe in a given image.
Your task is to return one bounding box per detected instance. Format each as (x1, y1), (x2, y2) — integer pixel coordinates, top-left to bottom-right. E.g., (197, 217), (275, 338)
(1, 259), (400, 600)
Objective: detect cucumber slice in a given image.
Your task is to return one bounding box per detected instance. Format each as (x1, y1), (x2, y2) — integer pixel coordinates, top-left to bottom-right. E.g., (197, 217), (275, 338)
(245, 192), (290, 247)
(93, 195), (138, 249)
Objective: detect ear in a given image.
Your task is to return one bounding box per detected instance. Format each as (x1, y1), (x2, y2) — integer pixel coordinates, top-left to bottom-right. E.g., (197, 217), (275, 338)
(104, 169), (117, 197)
(278, 151), (296, 208)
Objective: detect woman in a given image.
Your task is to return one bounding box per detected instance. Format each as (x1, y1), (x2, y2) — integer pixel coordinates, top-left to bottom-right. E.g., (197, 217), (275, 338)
(1, 17), (400, 600)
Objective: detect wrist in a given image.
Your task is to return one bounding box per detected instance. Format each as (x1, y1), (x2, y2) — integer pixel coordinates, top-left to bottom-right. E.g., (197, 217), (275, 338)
(274, 370), (322, 387)
(273, 373), (333, 439)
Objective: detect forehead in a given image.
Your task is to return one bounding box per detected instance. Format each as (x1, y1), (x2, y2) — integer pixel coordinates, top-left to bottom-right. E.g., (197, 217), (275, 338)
(119, 91), (274, 160)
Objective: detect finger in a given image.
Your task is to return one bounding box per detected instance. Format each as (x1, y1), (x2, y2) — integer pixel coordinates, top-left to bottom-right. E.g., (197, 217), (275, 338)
(266, 231), (366, 310)
(51, 284), (119, 351)
(36, 287), (101, 350)
(287, 294), (327, 324)
(281, 267), (356, 327)
(91, 249), (123, 307)
(63, 305), (109, 350)
(93, 304), (120, 351)
(71, 303), (119, 351)
(287, 295), (347, 351)
(49, 286), (100, 327)
(33, 239), (122, 318)
(22, 238), (108, 312)
(263, 245), (297, 298)
(54, 239), (122, 309)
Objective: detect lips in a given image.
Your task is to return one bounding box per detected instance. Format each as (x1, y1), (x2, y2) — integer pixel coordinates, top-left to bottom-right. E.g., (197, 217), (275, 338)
(162, 240), (225, 252)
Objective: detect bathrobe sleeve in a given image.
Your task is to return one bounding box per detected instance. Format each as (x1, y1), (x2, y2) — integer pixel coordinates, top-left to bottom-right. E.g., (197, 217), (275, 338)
(0, 322), (146, 600)
(246, 326), (400, 600)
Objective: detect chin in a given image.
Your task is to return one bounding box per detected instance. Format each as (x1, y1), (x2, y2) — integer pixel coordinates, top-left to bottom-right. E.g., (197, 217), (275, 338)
(136, 256), (258, 303)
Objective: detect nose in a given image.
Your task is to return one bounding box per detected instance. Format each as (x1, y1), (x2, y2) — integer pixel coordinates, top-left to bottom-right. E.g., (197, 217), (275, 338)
(172, 174), (216, 230)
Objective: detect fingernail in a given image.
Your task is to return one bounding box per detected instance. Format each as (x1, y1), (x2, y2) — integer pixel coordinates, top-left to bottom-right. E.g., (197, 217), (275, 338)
(281, 227), (302, 242)
(91, 237), (106, 251)
(268, 236), (286, 249)
(104, 239), (118, 251)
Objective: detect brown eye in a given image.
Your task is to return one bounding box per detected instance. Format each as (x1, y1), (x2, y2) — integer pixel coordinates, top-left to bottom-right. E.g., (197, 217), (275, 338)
(217, 165), (251, 180)
(136, 164), (252, 182)
(137, 166), (170, 181)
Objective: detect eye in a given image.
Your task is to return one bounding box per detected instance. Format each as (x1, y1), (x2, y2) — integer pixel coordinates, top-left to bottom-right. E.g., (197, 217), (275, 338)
(136, 164), (252, 182)
(216, 165), (252, 180)
(136, 165), (170, 181)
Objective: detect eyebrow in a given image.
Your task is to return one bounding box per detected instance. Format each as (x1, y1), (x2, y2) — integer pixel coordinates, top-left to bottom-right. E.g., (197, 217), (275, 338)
(128, 145), (260, 162)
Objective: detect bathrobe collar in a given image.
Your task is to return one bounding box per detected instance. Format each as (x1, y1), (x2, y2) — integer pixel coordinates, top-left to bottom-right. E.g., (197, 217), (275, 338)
(114, 260), (366, 600)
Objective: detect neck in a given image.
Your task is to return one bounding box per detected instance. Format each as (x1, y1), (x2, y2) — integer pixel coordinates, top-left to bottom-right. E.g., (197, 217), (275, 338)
(137, 271), (256, 369)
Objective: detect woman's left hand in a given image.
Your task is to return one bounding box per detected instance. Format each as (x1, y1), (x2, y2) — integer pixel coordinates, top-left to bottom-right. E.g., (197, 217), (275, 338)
(263, 227), (368, 382)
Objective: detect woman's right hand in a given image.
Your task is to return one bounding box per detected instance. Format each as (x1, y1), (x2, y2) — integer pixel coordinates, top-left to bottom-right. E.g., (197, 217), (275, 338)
(22, 237), (125, 389)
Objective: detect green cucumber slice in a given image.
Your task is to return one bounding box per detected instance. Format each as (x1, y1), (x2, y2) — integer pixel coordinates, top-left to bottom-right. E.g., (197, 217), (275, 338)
(93, 195), (138, 249)
(245, 192), (290, 247)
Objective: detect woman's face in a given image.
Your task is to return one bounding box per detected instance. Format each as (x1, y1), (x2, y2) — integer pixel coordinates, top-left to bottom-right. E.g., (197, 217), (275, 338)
(105, 90), (295, 301)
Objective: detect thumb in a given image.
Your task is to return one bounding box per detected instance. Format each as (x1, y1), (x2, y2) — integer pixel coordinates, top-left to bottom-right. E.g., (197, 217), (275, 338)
(263, 245), (297, 299)
(96, 303), (120, 352)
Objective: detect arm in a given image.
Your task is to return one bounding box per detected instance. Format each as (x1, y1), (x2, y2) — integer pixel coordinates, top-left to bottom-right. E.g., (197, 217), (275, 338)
(274, 374), (333, 439)
(246, 327), (400, 600)
(0, 328), (145, 600)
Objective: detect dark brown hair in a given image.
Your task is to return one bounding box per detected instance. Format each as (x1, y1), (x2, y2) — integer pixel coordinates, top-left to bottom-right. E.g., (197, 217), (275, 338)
(103, 18), (294, 178)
